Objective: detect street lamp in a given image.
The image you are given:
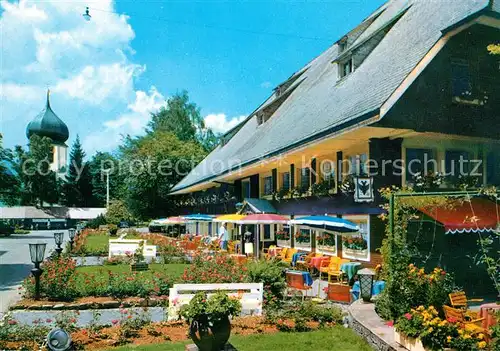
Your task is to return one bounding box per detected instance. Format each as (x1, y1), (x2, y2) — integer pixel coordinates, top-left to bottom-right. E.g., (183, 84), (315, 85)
(29, 243), (46, 300)
(82, 7), (91, 21)
(54, 232), (64, 257)
(358, 268), (376, 302)
(68, 228), (76, 252)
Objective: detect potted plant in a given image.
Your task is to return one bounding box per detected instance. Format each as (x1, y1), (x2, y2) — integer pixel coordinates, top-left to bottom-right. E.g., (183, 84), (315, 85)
(276, 231), (290, 247)
(130, 241), (148, 271)
(180, 291), (241, 351)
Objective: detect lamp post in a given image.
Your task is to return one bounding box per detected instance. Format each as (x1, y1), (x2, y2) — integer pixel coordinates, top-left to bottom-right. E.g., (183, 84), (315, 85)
(358, 268), (376, 302)
(68, 228), (76, 252)
(29, 243), (46, 300)
(54, 232), (64, 257)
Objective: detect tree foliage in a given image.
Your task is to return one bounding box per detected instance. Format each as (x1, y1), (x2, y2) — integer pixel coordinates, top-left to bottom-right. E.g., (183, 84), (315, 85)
(88, 152), (123, 207)
(147, 91), (219, 152)
(119, 130), (207, 219)
(0, 134), (19, 206)
(15, 135), (60, 206)
(488, 43), (500, 55)
(62, 135), (93, 207)
(105, 199), (134, 225)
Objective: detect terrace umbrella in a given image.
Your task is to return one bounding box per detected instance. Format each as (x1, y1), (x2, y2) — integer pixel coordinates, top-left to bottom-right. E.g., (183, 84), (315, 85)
(183, 214), (213, 235)
(289, 215), (359, 235)
(239, 214), (289, 259)
(213, 214), (246, 224)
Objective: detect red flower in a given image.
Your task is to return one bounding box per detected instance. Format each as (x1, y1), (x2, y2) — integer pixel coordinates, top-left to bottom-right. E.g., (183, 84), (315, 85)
(441, 271), (446, 275)
(112, 319), (119, 325)
(8, 320), (17, 325)
(46, 319), (52, 323)
(386, 320), (394, 327)
(404, 313), (412, 320)
(447, 317), (457, 323)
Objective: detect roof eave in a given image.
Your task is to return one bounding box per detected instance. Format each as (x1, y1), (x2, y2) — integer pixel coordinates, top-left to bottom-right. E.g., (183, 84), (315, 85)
(169, 109), (380, 195)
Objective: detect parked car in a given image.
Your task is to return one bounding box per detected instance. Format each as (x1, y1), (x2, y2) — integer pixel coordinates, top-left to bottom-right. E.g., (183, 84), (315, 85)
(118, 221), (131, 228)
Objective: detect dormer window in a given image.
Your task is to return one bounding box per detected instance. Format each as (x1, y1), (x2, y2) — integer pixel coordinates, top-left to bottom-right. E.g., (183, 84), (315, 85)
(338, 37), (348, 53)
(339, 58), (354, 79)
(257, 112), (265, 125)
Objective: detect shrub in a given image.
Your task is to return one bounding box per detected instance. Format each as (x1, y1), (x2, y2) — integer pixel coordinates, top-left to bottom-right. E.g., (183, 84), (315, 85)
(395, 306), (487, 351)
(106, 271), (173, 298)
(22, 256), (79, 301)
(86, 214), (107, 229)
(267, 299), (343, 332)
(181, 253), (247, 284)
(245, 260), (287, 310)
(375, 260), (457, 320)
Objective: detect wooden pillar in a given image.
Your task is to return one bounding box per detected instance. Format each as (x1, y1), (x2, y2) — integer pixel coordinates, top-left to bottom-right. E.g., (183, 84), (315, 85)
(336, 151), (343, 184)
(272, 168), (278, 199)
(311, 158), (317, 184)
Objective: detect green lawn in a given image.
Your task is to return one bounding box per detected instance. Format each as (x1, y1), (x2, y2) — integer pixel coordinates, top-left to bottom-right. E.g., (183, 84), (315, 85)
(80, 233), (145, 256)
(108, 328), (372, 351)
(76, 263), (188, 283)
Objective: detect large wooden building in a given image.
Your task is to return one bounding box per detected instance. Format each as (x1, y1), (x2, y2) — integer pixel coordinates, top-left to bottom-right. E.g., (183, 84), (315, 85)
(171, 0), (500, 276)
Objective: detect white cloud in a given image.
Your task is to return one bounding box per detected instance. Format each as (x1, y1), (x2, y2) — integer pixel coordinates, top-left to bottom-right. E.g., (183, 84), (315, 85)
(84, 87), (166, 153)
(0, 0), (153, 152)
(54, 63), (145, 105)
(0, 83), (41, 102)
(204, 113), (247, 134)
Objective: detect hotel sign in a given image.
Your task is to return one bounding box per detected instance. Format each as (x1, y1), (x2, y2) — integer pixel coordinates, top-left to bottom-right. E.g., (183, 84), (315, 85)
(354, 177), (374, 203)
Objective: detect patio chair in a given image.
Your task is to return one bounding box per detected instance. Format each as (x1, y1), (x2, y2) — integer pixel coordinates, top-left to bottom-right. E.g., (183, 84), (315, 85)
(276, 247), (288, 261)
(286, 271), (312, 301)
(264, 245), (281, 260)
(327, 258), (351, 283)
(295, 252), (316, 270)
(449, 291), (484, 319)
(319, 256), (338, 280)
(443, 305), (488, 336)
(282, 248), (298, 264)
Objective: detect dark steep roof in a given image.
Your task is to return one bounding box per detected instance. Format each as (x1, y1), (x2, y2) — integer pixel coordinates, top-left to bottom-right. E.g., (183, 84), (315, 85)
(172, 0), (494, 194)
(26, 90), (69, 144)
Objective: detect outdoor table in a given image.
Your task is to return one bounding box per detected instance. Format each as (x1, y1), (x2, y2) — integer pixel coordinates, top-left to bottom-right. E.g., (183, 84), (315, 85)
(479, 302), (500, 329)
(310, 256), (329, 270)
(351, 280), (386, 301)
(286, 270), (313, 286)
(341, 262), (362, 281)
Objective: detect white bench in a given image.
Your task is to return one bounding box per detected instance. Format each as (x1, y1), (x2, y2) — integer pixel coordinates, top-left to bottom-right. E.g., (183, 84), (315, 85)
(108, 238), (157, 259)
(168, 283), (264, 321)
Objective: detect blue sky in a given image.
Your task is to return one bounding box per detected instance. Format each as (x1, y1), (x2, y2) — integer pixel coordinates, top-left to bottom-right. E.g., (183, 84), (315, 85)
(0, 0), (385, 155)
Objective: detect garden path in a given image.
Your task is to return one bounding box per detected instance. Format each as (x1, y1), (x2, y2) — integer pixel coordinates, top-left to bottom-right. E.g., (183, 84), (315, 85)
(0, 230), (61, 317)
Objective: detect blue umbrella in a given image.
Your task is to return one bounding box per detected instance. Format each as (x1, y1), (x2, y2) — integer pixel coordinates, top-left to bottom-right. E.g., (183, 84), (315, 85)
(183, 214), (213, 221)
(289, 215), (359, 234)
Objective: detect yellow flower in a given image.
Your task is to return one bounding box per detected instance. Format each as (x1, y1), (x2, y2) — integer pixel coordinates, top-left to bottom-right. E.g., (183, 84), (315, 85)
(458, 329), (464, 335)
(427, 327), (434, 333)
(417, 306), (425, 312)
(463, 334), (472, 340)
(477, 333), (484, 340)
(446, 336), (452, 343)
(478, 341), (487, 349)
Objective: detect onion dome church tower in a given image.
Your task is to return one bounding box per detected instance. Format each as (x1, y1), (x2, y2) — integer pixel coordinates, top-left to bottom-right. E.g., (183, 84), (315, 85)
(26, 90), (69, 176)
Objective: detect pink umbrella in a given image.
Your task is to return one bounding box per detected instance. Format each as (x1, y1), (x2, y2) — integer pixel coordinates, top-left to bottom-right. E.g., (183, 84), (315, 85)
(240, 214), (288, 224)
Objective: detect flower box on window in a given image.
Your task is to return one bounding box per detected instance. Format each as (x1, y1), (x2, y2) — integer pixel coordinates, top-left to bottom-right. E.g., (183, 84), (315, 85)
(343, 248), (368, 258)
(318, 245), (336, 255)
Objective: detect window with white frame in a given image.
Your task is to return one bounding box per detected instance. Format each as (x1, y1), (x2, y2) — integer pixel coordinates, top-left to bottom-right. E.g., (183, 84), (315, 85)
(342, 216), (370, 262)
(316, 230), (338, 256)
(339, 58), (353, 79)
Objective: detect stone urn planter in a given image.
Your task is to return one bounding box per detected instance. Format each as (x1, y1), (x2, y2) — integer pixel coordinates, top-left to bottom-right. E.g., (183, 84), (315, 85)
(189, 315), (231, 351)
(181, 291), (241, 351)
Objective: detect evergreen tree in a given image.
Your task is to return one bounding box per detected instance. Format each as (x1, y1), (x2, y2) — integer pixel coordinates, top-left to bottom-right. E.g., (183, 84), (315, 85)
(62, 135), (93, 206)
(0, 134), (19, 205)
(88, 152), (122, 207)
